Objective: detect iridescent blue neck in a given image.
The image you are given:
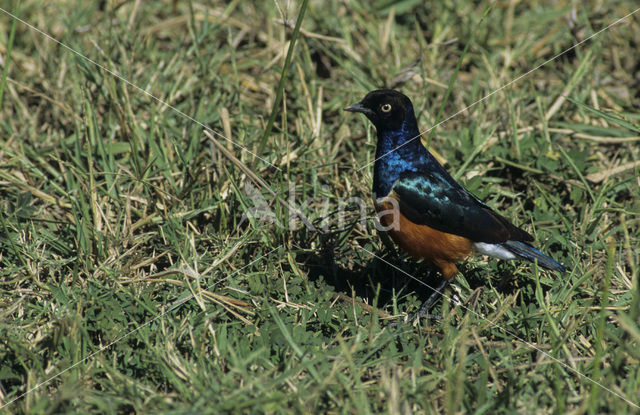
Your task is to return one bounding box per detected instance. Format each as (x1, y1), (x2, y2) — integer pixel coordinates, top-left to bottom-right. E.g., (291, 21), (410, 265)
(372, 117), (445, 198)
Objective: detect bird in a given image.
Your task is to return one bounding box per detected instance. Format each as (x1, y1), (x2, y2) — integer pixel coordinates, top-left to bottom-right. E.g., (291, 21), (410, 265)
(345, 89), (566, 322)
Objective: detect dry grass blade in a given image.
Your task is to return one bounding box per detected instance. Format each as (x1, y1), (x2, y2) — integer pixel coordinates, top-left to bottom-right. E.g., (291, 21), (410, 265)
(204, 130), (316, 230)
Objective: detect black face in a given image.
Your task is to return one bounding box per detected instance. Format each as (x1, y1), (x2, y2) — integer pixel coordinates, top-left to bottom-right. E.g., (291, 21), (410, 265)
(345, 89), (414, 132)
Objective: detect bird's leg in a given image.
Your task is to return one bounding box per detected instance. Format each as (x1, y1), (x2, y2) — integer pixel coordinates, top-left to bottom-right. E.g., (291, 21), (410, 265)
(385, 278), (451, 328)
(413, 278), (451, 323)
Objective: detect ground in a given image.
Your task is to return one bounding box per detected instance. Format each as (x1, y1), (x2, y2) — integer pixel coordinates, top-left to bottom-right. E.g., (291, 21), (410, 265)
(1, 0), (639, 413)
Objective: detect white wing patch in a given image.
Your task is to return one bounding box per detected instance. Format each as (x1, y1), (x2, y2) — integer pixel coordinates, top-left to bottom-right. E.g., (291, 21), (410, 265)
(473, 242), (517, 260)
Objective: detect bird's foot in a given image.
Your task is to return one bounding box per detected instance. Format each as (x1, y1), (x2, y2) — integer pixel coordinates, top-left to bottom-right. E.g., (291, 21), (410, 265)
(385, 279), (450, 328)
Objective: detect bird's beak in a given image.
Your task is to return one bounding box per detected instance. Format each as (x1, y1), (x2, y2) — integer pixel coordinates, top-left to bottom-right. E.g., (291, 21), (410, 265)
(344, 102), (373, 116)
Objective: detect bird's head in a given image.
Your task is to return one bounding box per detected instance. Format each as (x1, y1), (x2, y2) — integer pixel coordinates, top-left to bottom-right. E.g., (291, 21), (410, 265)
(345, 89), (416, 133)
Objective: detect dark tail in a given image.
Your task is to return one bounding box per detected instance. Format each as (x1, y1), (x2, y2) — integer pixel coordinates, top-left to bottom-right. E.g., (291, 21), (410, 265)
(503, 241), (566, 272)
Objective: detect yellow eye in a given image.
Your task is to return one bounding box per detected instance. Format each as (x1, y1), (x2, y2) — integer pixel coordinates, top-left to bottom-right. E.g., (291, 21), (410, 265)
(380, 103), (392, 113)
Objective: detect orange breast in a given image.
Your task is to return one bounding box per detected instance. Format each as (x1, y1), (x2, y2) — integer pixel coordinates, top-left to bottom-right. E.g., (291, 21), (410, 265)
(375, 197), (472, 279)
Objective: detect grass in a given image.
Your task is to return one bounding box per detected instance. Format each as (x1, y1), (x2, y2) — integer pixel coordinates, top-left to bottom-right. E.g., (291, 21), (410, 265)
(1, 0), (640, 413)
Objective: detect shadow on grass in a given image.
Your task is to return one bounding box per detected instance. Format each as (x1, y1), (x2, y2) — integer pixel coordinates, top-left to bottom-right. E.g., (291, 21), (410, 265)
(296, 229), (524, 313)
